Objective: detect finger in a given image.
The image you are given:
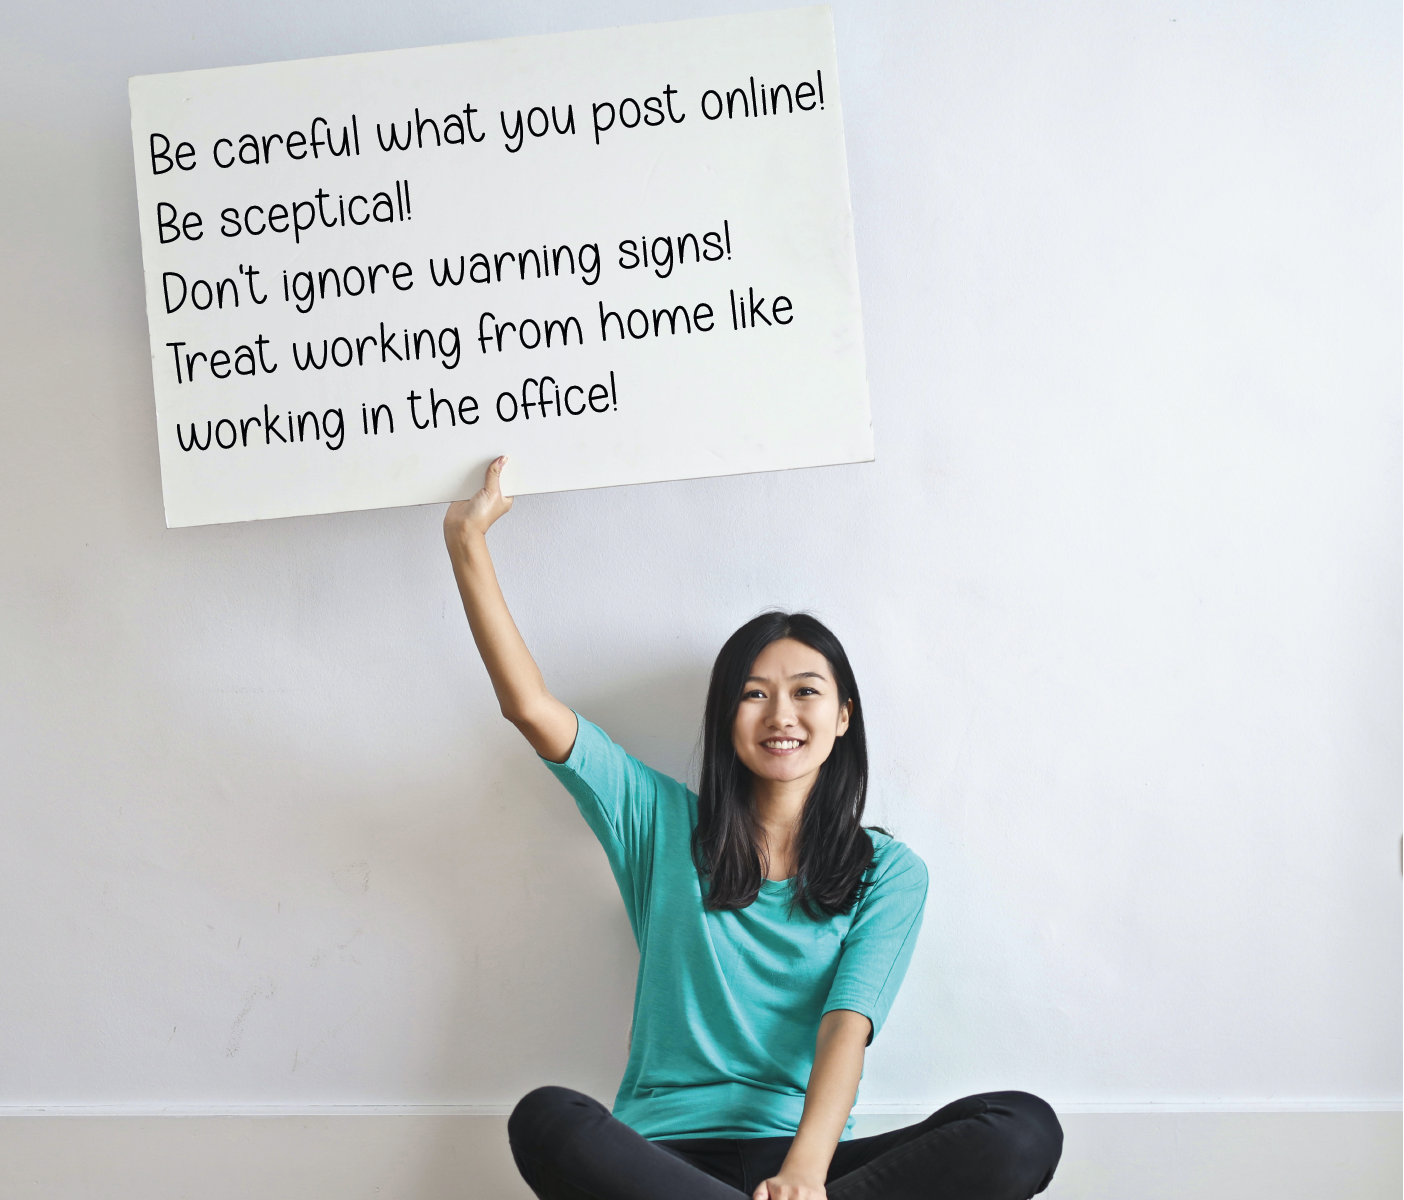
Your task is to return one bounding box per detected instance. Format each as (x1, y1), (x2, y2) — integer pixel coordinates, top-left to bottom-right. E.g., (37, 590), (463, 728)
(752, 1183), (769, 1200)
(485, 455), (506, 490)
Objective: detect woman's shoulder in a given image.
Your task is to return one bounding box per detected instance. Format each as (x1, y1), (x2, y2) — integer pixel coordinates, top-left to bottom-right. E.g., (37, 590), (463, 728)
(558, 714), (694, 801)
(863, 828), (929, 890)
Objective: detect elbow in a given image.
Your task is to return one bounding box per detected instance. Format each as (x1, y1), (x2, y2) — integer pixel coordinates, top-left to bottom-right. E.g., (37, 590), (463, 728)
(498, 700), (573, 765)
(821, 1008), (873, 1046)
(500, 697), (548, 736)
(499, 701), (530, 729)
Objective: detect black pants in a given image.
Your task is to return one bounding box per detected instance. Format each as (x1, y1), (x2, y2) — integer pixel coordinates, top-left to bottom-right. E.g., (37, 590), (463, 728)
(508, 1086), (1062, 1200)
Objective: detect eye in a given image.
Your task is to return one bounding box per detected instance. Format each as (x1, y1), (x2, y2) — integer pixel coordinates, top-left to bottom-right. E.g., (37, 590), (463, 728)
(795, 686), (819, 697)
(742, 688), (767, 700)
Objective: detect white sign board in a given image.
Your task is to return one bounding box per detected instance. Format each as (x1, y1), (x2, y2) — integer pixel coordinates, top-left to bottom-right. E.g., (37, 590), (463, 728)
(129, 7), (872, 527)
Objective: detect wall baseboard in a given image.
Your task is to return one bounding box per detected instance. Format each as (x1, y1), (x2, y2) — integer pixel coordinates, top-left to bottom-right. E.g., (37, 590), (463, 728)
(3, 1098), (1398, 1117)
(0, 1110), (1398, 1199)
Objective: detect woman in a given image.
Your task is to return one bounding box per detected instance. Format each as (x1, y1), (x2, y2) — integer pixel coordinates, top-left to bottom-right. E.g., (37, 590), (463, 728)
(445, 458), (1062, 1200)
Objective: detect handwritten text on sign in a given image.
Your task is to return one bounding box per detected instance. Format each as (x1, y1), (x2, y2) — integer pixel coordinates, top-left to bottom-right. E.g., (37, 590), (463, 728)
(129, 7), (872, 526)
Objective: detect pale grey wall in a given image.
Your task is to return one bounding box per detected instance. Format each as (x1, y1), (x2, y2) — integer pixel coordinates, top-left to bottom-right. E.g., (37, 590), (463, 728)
(1, 0), (1398, 1120)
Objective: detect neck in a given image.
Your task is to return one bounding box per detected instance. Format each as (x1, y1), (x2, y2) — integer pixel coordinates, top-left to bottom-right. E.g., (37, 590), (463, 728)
(751, 771), (816, 881)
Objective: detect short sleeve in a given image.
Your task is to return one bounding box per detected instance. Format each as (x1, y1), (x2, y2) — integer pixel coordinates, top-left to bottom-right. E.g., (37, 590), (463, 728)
(822, 838), (928, 1041)
(541, 715), (666, 942)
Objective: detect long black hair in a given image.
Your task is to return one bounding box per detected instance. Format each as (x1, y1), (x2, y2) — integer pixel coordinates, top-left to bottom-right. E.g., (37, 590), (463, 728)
(692, 612), (875, 917)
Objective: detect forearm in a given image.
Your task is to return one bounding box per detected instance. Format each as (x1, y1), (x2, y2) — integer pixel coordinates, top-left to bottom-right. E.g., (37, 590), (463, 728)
(444, 524), (575, 762)
(781, 1010), (870, 1184)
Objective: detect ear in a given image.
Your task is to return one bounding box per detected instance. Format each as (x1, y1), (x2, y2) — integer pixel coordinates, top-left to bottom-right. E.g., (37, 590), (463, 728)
(836, 698), (853, 737)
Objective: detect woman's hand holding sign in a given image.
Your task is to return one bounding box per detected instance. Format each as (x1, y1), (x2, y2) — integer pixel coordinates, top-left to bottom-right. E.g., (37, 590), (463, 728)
(444, 454), (514, 537)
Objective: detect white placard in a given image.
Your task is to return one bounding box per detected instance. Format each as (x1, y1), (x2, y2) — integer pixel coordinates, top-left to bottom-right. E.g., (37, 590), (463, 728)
(128, 7), (872, 527)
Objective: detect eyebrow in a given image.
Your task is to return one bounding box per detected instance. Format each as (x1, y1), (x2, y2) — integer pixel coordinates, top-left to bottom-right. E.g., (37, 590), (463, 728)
(744, 671), (828, 684)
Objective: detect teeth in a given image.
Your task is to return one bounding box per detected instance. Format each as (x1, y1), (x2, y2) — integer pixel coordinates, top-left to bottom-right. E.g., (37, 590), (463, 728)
(765, 739), (801, 749)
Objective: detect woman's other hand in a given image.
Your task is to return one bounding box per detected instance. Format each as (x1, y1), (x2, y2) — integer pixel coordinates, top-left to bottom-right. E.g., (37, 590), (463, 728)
(753, 1172), (827, 1200)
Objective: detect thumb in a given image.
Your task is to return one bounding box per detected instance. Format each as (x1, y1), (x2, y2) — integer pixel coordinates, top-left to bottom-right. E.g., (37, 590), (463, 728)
(485, 455), (507, 494)
(753, 1183), (770, 1200)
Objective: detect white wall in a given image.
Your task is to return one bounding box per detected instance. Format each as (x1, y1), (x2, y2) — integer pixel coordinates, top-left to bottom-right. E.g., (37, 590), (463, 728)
(1, 0), (1398, 1133)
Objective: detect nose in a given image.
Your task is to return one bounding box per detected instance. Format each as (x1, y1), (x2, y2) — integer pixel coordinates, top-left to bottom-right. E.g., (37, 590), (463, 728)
(766, 692), (797, 728)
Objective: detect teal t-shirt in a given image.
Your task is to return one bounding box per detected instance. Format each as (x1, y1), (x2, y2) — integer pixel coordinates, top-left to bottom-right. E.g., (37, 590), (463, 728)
(543, 715), (928, 1141)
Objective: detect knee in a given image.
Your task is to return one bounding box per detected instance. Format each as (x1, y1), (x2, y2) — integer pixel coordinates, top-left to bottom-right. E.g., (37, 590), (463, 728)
(994, 1092), (1063, 1184)
(507, 1086), (605, 1158)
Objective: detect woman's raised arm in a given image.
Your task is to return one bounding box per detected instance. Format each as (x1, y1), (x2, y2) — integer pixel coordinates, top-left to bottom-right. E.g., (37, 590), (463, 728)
(443, 457), (578, 763)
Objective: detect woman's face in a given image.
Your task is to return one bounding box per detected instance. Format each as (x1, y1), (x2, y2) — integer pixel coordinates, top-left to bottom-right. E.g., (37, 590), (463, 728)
(731, 637), (851, 788)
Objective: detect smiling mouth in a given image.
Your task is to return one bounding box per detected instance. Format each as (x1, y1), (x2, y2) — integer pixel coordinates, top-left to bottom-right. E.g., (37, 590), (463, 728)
(761, 738), (805, 752)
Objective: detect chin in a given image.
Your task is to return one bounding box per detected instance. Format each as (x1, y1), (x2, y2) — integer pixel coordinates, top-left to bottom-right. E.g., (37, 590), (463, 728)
(750, 760), (811, 782)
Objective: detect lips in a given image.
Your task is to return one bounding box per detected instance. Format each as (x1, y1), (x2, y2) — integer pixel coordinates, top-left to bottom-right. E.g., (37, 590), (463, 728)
(760, 738), (805, 753)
